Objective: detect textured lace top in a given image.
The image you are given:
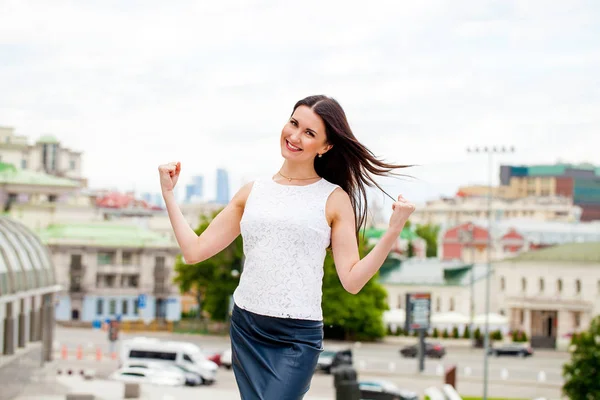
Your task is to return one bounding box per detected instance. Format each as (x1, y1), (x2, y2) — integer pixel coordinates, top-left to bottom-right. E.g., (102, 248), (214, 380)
(232, 177), (340, 320)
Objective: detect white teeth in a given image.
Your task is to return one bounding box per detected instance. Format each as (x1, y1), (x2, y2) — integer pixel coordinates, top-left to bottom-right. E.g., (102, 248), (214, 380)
(287, 140), (301, 151)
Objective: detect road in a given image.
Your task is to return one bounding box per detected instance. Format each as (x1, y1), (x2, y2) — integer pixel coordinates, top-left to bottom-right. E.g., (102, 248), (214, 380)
(49, 326), (566, 399)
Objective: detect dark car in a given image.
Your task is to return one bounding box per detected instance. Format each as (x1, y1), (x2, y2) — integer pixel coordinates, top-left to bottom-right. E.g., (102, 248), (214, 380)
(315, 348), (353, 374)
(488, 343), (533, 357)
(359, 380), (418, 400)
(399, 342), (446, 359)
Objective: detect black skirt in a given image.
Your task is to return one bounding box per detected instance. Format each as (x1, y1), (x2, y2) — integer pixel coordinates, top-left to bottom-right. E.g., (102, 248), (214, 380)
(230, 303), (324, 400)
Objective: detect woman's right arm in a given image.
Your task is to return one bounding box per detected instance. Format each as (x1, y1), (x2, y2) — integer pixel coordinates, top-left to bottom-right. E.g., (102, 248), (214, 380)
(159, 161), (253, 264)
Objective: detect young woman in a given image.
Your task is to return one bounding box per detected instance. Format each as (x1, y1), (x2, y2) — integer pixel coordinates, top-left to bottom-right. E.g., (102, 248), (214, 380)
(159, 95), (415, 400)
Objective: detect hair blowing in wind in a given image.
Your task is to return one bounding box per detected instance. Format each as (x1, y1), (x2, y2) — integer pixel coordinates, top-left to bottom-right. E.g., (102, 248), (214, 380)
(294, 95), (412, 237)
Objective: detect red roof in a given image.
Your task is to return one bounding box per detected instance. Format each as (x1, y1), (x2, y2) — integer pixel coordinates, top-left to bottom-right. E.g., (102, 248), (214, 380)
(95, 192), (155, 210)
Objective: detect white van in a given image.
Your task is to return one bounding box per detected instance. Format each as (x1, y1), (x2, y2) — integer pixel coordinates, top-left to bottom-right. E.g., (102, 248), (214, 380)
(120, 337), (218, 384)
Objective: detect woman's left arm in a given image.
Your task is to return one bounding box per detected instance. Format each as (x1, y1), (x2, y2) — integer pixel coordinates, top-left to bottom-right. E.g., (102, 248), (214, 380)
(329, 189), (415, 294)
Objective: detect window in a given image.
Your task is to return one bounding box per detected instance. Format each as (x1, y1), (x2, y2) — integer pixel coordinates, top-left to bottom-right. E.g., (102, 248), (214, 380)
(21, 159), (27, 169)
(576, 279), (582, 294)
(539, 278), (544, 292)
(70, 254), (82, 267)
(183, 354), (193, 362)
(397, 295), (403, 309)
(96, 299), (103, 316)
(558, 279), (563, 293)
(122, 300), (129, 315)
(129, 350), (177, 361)
(436, 297), (441, 312)
(70, 160), (76, 170)
(134, 298), (139, 315)
(155, 256), (165, 268)
(449, 298), (455, 312)
(521, 278), (527, 292)
(97, 251), (115, 265)
(500, 277), (505, 291)
(122, 252), (132, 265)
(109, 299), (116, 315)
(574, 312), (581, 328)
(519, 309), (525, 324)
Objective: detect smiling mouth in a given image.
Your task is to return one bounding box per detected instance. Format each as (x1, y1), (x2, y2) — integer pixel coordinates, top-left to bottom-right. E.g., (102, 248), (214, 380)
(285, 139), (302, 152)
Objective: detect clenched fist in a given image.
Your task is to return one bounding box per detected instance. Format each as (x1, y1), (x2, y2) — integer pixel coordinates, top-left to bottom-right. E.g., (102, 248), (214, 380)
(389, 194), (416, 232)
(158, 161), (181, 193)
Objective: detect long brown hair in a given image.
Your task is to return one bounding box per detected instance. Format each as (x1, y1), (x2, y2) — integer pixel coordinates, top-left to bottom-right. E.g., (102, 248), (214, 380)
(293, 95), (411, 238)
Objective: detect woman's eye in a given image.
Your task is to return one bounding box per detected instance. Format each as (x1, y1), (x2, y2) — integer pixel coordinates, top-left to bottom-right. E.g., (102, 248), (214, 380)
(306, 131), (315, 137)
(290, 120), (298, 126)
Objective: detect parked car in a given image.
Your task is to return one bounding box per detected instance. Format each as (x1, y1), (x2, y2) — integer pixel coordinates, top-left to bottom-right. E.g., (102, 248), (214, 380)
(109, 366), (185, 386)
(399, 342), (446, 359)
(206, 352), (222, 367)
(120, 337), (218, 384)
(359, 380), (418, 400)
(220, 348), (232, 369)
(488, 343), (534, 357)
(316, 348), (353, 374)
(123, 361), (202, 386)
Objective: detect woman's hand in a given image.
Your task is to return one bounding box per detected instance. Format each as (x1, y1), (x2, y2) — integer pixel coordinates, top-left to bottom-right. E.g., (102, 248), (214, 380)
(158, 161), (181, 193)
(389, 194), (416, 233)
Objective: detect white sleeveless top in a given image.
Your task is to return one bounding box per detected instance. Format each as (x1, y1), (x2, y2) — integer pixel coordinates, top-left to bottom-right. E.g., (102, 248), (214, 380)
(232, 177), (340, 320)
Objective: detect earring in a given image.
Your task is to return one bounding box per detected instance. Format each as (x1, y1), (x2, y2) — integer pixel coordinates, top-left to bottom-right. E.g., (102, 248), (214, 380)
(318, 154), (322, 158)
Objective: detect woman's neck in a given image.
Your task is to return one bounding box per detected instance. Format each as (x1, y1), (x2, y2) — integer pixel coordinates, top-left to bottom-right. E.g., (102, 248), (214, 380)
(279, 161), (319, 180)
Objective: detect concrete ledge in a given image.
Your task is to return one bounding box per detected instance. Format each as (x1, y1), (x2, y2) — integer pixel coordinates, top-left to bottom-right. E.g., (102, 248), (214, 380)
(124, 383), (140, 399)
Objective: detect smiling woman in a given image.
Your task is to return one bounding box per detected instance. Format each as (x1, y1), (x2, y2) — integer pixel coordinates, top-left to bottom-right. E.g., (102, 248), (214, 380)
(159, 94), (416, 400)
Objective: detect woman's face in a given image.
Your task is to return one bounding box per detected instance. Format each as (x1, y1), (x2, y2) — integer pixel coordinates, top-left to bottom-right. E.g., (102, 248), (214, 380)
(280, 105), (331, 162)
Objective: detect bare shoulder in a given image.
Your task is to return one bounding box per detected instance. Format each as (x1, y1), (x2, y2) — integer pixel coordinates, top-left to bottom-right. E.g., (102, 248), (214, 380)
(231, 181), (255, 208)
(326, 187), (353, 226)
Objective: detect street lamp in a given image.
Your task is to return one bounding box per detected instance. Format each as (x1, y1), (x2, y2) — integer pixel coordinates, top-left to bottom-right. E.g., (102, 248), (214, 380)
(466, 145), (515, 400)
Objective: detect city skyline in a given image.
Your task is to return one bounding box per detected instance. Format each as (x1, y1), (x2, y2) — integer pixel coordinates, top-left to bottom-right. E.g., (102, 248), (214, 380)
(1, 1), (599, 209)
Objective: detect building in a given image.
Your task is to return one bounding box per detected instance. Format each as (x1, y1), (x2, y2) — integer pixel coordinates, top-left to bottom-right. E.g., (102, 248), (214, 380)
(185, 175), (204, 203)
(40, 223), (182, 323)
(494, 242), (600, 349)
(411, 195), (581, 227)
(440, 219), (600, 263)
(0, 127), (85, 186)
(216, 168), (229, 205)
(499, 163), (600, 221)
(0, 216), (60, 400)
(365, 227), (427, 259)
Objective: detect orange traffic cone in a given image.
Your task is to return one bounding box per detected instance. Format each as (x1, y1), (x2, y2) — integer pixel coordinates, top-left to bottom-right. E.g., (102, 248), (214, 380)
(76, 345), (83, 360)
(61, 345), (68, 360)
(95, 347), (102, 361)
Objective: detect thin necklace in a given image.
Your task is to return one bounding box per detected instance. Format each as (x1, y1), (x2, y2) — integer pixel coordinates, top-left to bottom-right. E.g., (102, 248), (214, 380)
(277, 170), (320, 182)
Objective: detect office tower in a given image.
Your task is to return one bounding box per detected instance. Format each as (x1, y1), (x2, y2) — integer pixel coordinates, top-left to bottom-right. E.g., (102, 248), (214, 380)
(185, 175), (204, 203)
(216, 168), (230, 205)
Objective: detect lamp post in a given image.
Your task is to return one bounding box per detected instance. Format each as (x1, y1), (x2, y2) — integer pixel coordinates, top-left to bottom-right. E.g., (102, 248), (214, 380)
(466, 145), (515, 400)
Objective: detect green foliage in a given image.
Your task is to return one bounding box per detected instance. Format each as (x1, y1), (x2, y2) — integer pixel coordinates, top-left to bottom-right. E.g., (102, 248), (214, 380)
(173, 209), (243, 322)
(452, 327), (460, 339)
(432, 327), (439, 338)
(442, 328), (449, 338)
(491, 330), (503, 341)
(463, 325), (471, 339)
(322, 234), (388, 341)
(415, 224), (440, 258)
(563, 316), (600, 400)
(474, 327), (482, 340)
(407, 241), (415, 258)
(511, 330), (528, 342)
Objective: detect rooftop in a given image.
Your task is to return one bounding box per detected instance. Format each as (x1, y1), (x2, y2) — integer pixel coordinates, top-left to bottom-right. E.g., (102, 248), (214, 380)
(379, 258), (490, 287)
(38, 222), (177, 249)
(508, 242), (600, 263)
(0, 162), (79, 188)
(36, 134), (59, 144)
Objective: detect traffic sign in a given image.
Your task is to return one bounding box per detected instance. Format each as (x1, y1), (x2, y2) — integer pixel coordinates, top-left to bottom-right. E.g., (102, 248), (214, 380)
(138, 294), (147, 309)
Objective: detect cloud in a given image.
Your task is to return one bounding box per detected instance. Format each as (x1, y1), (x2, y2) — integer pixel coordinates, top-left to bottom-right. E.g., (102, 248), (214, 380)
(0, 0), (599, 208)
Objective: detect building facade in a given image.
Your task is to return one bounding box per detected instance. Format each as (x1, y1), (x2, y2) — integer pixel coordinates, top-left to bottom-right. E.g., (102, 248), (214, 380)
(494, 243), (600, 349)
(0, 216), (60, 400)
(499, 163), (600, 221)
(411, 195), (581, 227)
(216, 168), (230, 205)
(0, 127), (84, 185)
(40, 223), (182, 324)
(440, 219), (600, 263)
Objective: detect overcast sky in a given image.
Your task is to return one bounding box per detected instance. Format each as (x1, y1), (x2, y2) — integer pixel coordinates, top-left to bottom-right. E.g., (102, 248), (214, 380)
(1, 0), (599, 210)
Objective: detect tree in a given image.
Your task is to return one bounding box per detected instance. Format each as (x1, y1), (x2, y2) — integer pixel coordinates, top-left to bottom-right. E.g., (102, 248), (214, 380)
(321, 234), (388, 341)
(173, 209), (244, 322)
(415, 224), (440, 258)
(563, 316), (600, 399)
